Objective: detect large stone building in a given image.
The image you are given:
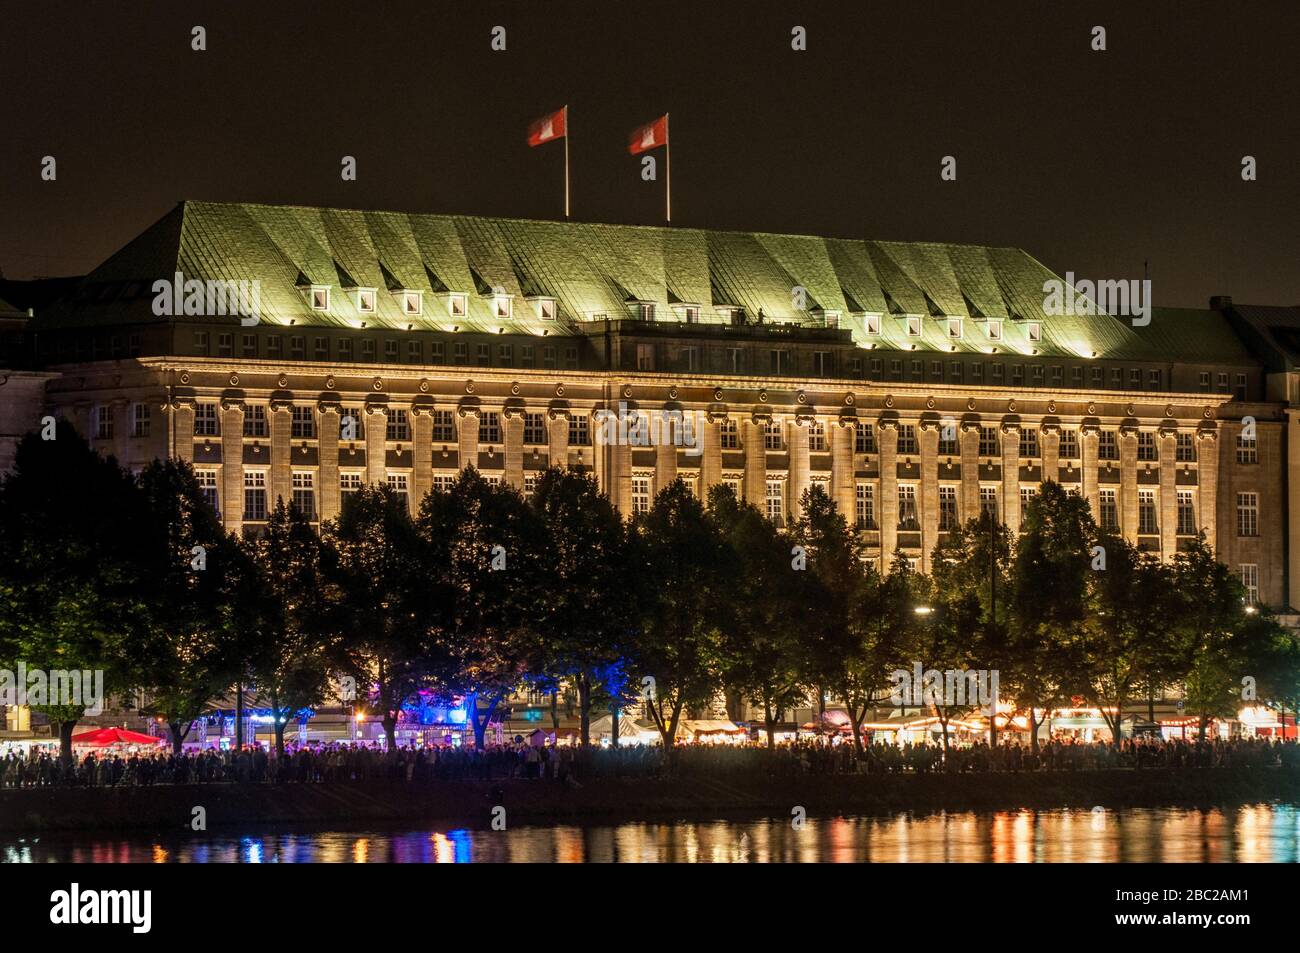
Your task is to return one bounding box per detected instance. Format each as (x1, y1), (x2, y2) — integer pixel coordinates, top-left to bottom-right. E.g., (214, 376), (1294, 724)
(13, 201), (1296, 610)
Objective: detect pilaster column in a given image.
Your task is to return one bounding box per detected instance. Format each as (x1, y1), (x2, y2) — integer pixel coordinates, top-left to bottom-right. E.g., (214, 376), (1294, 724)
(830, 416), (855, 522)
(1041, 426), (1059, 485)
(547, 409), (570, 469)
(960, 423), (980, 524)
(1197, 426), (1219, 554)
(173, 399), (195, 463)
(879, 420), (899, 562)
(504, 409), (525, 489)
(788, 415), (811, 517)
(220, 399), (244, 534)
(458, 406), (480, 473)
(1082, 425), (1100, 520)
(920, 421), (939, 572)
(701, 412), (724, 498)
(365, 406), (388, 487)
(270, 399), (292, 510)
(1120, 429), (1138, 543)
(1001, 422), (1021, 535)
(743, 416), (767, 509)
(1158, 429), (1178, 559)
(318, 403), (341, 522)
(654, 407), (678, 494)
(411, 405), (433, 515)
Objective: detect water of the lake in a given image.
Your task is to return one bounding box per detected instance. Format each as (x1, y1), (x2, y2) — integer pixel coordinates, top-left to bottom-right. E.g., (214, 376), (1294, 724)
(6, 804), (1300, 862)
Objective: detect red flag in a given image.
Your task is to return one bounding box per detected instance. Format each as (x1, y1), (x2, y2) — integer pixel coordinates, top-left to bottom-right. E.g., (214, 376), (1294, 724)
(527, 107), (567, 147)
(628, 115), (668, 154)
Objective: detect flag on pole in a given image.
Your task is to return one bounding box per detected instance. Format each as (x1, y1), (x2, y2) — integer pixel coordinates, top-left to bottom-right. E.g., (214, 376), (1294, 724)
(527, 106), (568, 147)
(627, 115), (669, 154)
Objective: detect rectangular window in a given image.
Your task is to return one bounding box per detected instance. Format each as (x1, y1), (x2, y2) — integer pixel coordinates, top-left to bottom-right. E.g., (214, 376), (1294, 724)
(1240, 564), (1259, 605)
(194, 403), (220, 437)
(243, 471), (268, 521)
(94, 405), (114, 440)
(938, 485), (957, 531)
(855, 483), (875, 529)
(243, 405), (268, 438)
(855, 422), (875, 454)
(947, 317), (963, 339)
(1098, 430), (1119, 460)
(132, 402), (151, 438)
(980, 486), (998, 521)
(1175, 433), (1196, 462)
(384, 340), (398, 362)
(431, 411), (455, 443)
(813, 352), (832, 376)
(1237, 430), (1257, 464)
(387, 472), (409, 505)
(1020, 486), (1037, 510)
(1235, 374), (1247, 401)
(315, 337), (329, 361)
(979, 426), (999, 457)
(1237, 492), (1259, 537)
(403, 291), (424, 316)
(897, 484), (919, 531)
(1100, 489), (1119, 531)
(938, 429), (959, 456)
(769, 350), (790, 374)
(864, 314), (881, 335)
(386, 409), (410, 441)
(1019, 429), (1039, 458)
(523, 474), (539, 498)
(196, 469), (219, 512)
(636, 344), (653, 371)
(765, 481), (785, 526)
(479, 412), (501, 445)
(633, 476), (652, 515)
(291, 471), (315, 519)
(720, 419), (739, 450)
(896, 424), (918, 456)
(431, 473), (456, 494)
(1059, 429), (1079, 459)
(523, 413), (546, 445)
(476, 343), (490, 366)
(764, 420), (783, 451)
(569, 415), (590, 446)
(291, 406), (316, 439)
(906, 316), (922, 338)
(311, 286), (330, 311)
(808, 421), (827, 452)
(1177, 490), (1196, 535)
(340, 471), (363, 500)
(338, 338), (354, 361)
(1138, 489), (1158, 534)
(1137, 431), (1157, 461)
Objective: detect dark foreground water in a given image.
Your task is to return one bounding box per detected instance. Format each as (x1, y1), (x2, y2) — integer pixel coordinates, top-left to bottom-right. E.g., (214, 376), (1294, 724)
(5, 804), (1299, 862)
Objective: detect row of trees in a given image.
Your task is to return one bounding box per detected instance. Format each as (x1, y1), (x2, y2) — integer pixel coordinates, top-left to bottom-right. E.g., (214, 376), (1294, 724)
(2, 422), (1299, 765)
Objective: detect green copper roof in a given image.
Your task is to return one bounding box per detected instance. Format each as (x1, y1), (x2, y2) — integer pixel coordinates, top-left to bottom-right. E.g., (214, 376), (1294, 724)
(33, 200), (1255, 365)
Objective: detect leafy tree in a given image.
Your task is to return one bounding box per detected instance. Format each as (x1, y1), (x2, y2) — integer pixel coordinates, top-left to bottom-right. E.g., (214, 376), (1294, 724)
(1005, 482), (1093, 753)
(0, 425), (149, 764)
(630, 480), (729, 752)
(710, 484), (806, 749)
(417, 469), (544, 749)
(134, 458), (241, 754)
(527, 468), (634, 747)
(243, 500), (336, 756)
(326, 483), (430, 751)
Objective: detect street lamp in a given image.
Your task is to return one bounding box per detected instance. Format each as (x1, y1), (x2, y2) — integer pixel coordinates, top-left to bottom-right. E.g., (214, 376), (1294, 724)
(913, 605), (934, 616)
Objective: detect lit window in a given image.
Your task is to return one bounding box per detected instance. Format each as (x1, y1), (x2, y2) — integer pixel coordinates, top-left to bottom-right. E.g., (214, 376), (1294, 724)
(494, 295), (513, 319)
(1237, 492), (1259, 537)
(196, 470), (219, 512)
(1027, 322), (1041, 343)
(864, 314), (881, 335)
(403, 291), (423, 316)
(536, 298), (556, 321)
(855, 483), (875, 529)
(311, 286), (330, 311)
(765, 481), (785, 526)
(897, 484), (919, 531)
(1240, 564), (1259, 605)
(448, 294), (467, 318)
(632, 476), (652, 515)
(947, 317), (962, 339)
(357, 288), (377, 313)
(906, 316), (922, 337)
(938, 485), (957, 530)
(987, 320), (1003, 341)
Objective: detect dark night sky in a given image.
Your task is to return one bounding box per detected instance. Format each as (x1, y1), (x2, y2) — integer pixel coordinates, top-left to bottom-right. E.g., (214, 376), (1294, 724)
(2, 1), (1297, 308)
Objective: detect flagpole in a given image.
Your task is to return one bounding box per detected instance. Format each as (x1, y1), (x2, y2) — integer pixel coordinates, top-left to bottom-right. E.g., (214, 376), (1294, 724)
(563, 105), (570, 219)
(665, 112), (671, 224)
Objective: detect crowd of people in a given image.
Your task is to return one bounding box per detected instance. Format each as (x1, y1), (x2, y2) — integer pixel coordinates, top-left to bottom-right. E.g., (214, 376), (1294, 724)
(1, 733), (1297, 789)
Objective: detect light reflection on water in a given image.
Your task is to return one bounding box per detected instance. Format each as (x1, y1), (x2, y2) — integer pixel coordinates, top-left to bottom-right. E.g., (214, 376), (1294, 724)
(4, 804), (1299, 863)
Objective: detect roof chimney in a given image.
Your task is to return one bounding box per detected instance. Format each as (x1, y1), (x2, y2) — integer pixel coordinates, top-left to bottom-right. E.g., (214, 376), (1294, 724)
(1210, 295), (1233, 310)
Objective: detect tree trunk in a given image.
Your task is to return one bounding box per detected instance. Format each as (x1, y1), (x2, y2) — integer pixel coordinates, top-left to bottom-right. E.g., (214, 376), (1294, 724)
(764, 699), (776, 751)
(550, 691), (559, 730)
(1029, 707), (1040, 756)
(611, 702), (620, 748)
(274, 719), (287, 758)
(168, 719), (191, 755)
(235, 680), (244, 751)
(382, 713), (397, 751)
(57, 719), (77, 769)
(578, 671), (592, 748)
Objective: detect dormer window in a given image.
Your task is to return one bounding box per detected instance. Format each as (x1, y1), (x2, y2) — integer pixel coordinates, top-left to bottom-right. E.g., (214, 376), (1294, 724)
(684, 306), (700, 323)
(310, 286), (331, 311)
(947, 317), (963, 339)
(905, 316), (922, 337)
(494, 294), (513, 319)
(864, 313), (882, 335)
(357, 288), (377, 313)
(821, 310), (841, 329)
(447, 294), (467, 318)
(987, 319), (1003, 341)
(639, 302), (656, 320)
(1027, 322), (1042, 343)
(530, 297), (557, 320)
(402, 291), (424, 316)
